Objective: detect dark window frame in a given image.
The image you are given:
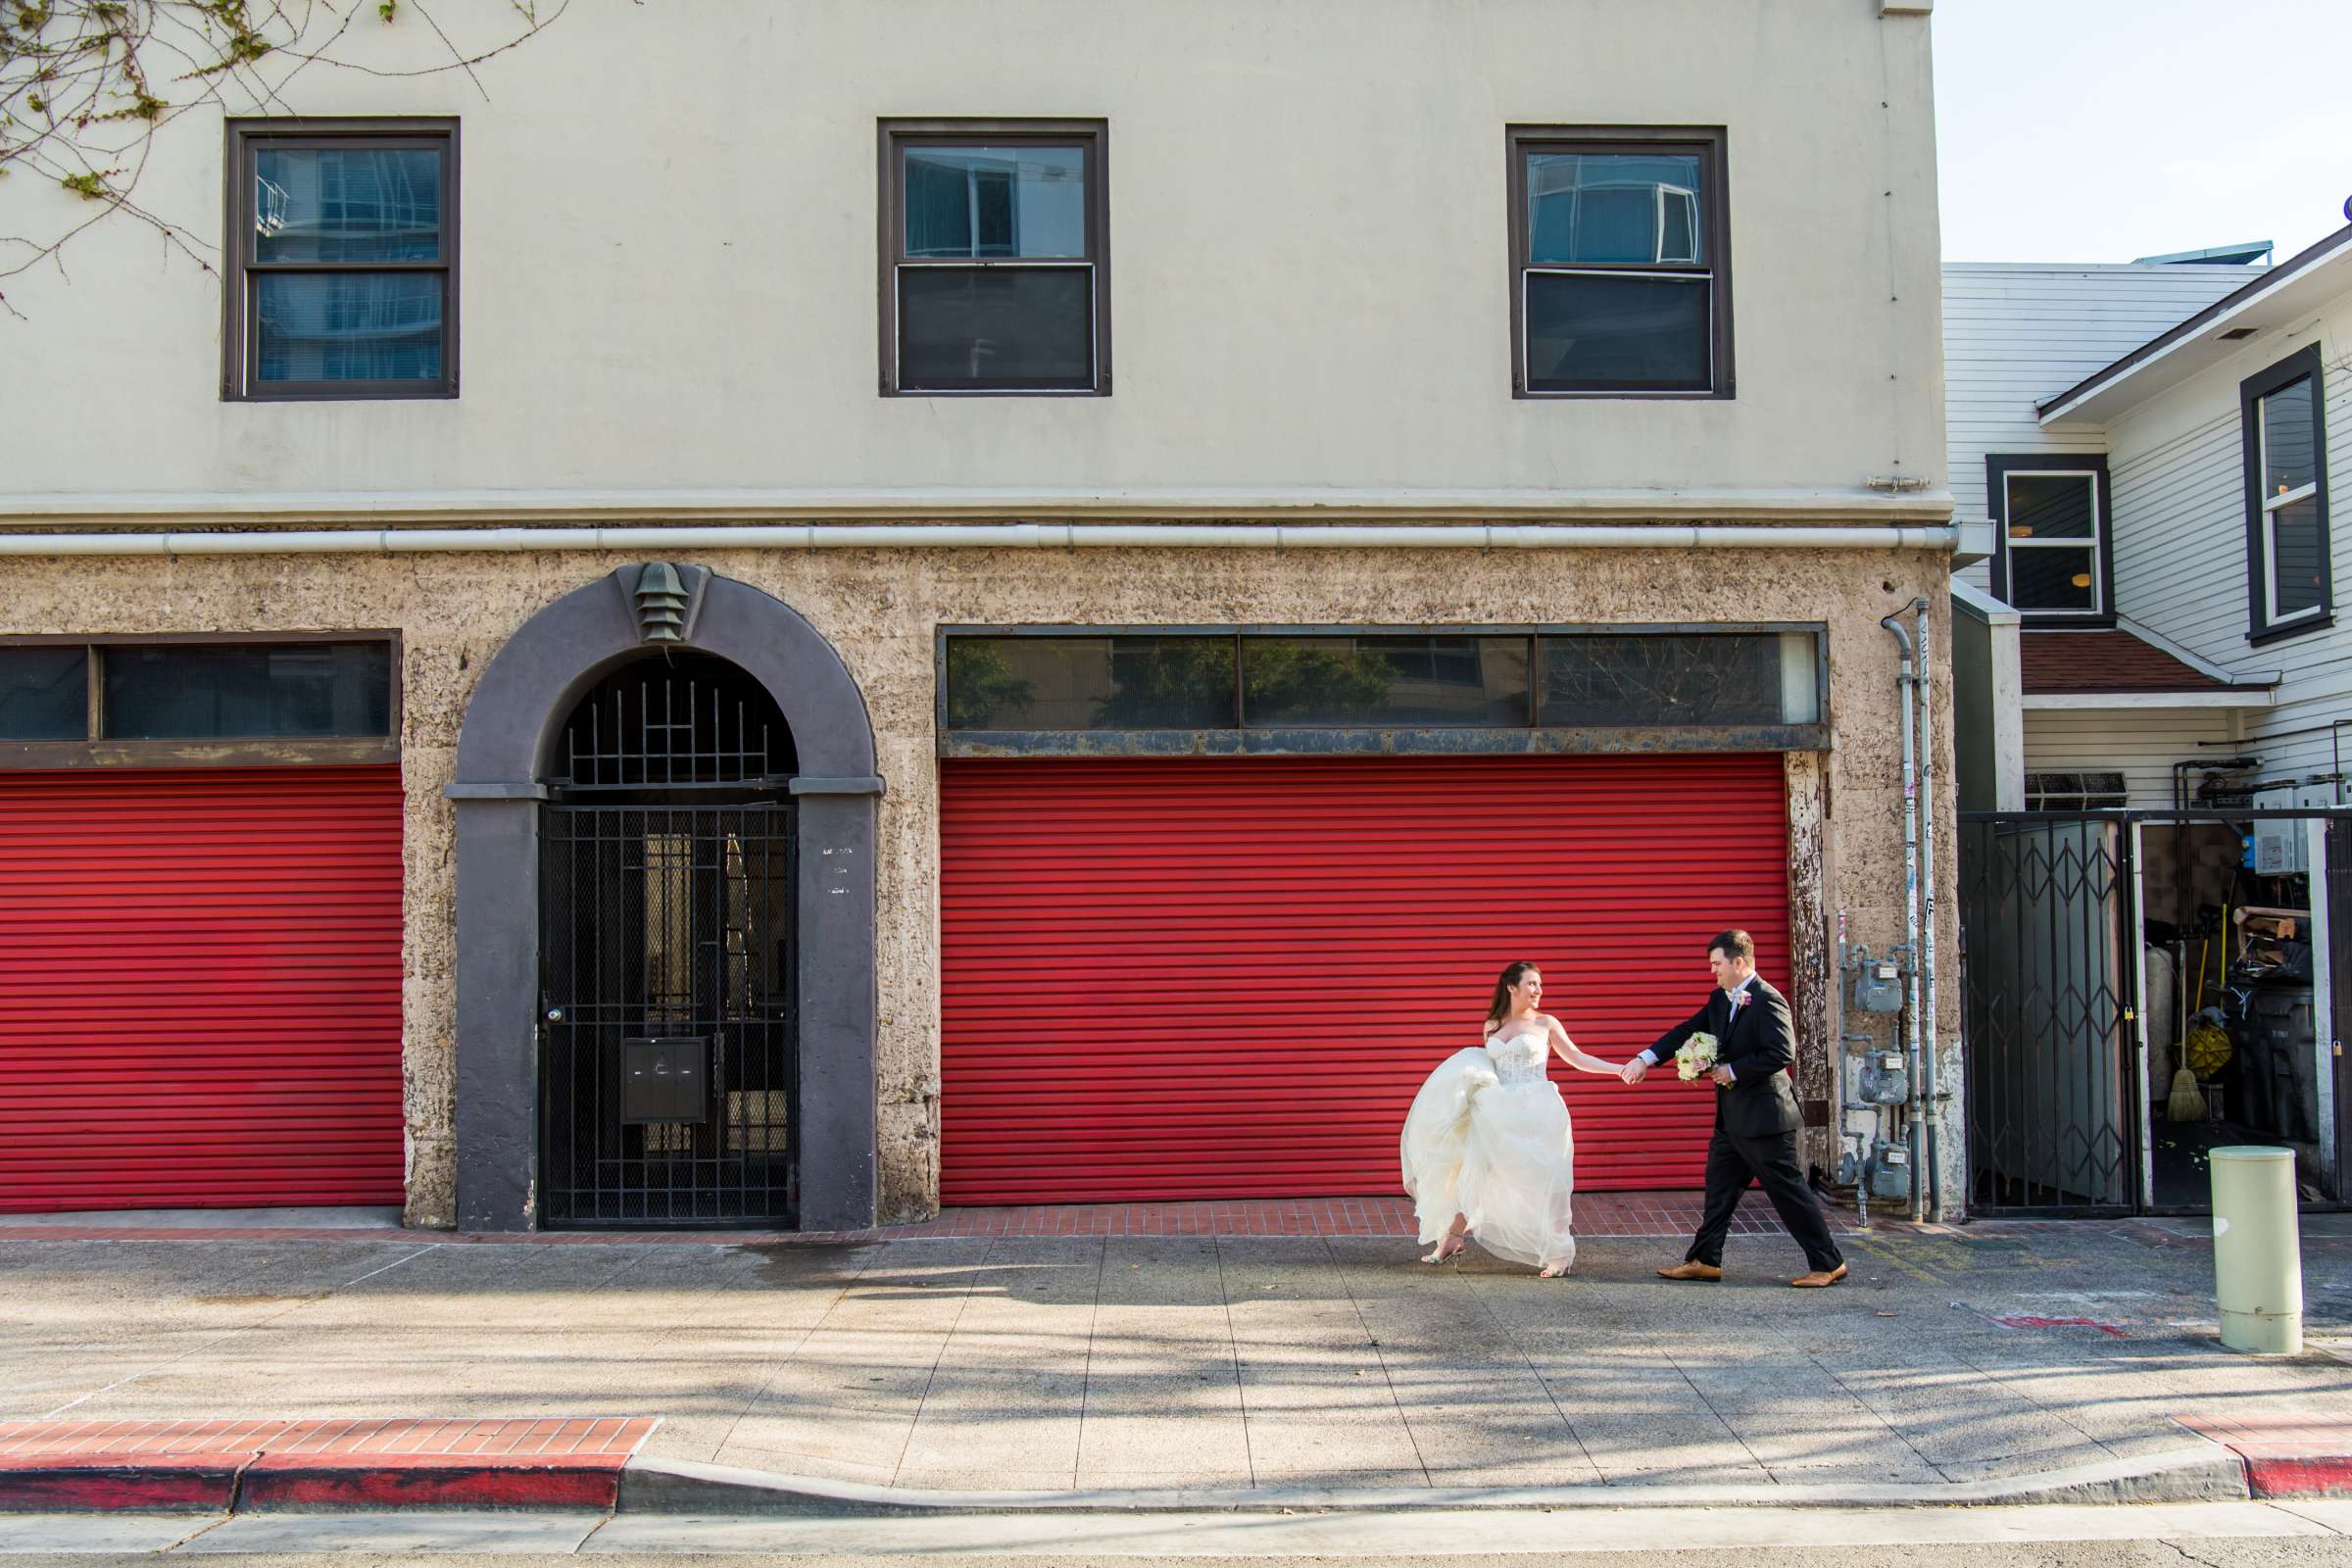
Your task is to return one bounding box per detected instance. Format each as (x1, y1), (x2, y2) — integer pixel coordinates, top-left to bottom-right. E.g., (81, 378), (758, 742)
(2240, 343), (2332, 646)
(0, 631), (402, 769)
(933, 622), (1826, 758)
(222, 118), (460, 402)
(878, 118), (1110, 397)
(1985, 453), (2117, 626)
(1505, 124), (1734, 400)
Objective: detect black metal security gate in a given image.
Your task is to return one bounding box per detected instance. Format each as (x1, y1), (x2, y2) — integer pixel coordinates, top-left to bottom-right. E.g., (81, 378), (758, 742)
(538, 654), (799, 1227)
(1960, 814), (2137, 1213)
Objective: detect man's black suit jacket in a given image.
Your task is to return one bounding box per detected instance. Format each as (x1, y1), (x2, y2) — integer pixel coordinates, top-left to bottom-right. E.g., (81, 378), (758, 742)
(1648, 977), (1805, 1140)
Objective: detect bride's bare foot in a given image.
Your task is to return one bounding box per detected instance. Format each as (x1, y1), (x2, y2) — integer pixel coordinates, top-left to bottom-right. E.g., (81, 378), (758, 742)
(1537, 1261), (1569, 1278)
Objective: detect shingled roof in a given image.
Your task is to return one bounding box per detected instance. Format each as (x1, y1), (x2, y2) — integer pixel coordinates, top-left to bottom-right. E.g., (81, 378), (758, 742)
(2020, 629), (2260, 696)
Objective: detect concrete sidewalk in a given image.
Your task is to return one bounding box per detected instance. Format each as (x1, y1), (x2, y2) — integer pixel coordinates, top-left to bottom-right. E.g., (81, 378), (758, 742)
(2, 1214), (2349, 1502)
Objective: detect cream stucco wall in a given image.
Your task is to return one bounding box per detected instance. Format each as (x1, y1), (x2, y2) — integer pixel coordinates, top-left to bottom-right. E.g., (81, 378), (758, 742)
(3, 0), (1944, 506)
(2, 543), (1965, 1225)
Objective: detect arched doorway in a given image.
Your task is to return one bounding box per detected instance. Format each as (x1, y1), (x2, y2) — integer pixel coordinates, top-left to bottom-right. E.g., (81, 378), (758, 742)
(540, 653), (799, 1226)
(448, 566), (881, 1233)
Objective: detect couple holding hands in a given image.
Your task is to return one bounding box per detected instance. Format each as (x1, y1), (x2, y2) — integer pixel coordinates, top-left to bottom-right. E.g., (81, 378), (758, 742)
(1399, 929), (1847, 1287)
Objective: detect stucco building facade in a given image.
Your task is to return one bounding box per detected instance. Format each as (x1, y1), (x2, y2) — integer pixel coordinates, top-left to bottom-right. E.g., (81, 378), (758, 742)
(0, 1), (1971, 1227)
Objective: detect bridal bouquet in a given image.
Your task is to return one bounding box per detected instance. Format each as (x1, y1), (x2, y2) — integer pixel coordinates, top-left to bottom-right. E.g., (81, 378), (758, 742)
(1675, 1032), (1720, 1082)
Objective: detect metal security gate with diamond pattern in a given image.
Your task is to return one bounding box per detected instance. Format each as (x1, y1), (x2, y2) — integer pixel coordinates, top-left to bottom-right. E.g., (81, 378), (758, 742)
(537, 654), (799, 1228)
(1960, 814), (2137, 1214)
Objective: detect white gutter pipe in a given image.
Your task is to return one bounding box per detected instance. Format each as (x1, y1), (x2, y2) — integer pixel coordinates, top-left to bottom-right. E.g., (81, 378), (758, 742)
(1912, 594), (1945, 1223)
(1883, 610), (1928, 1224)
(0, 522), (1965, 558)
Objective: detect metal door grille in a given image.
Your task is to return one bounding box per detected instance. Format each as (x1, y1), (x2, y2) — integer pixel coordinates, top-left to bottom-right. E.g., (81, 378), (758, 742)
(541, 804), (797, 1226)
(1960, 815), (2136, 1213)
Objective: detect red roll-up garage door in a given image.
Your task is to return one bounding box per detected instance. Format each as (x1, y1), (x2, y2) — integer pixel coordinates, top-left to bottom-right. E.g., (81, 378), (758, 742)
(940, 755), (1791, 1204)
(0, 767), (405, 1212)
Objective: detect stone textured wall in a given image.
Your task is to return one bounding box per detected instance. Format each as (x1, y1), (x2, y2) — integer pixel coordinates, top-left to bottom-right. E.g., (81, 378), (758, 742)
(3, 541), (1962, 1226)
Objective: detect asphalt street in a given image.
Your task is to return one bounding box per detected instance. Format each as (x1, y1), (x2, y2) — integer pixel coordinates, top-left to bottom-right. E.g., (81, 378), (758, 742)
(5, 1499), (2352, 1561)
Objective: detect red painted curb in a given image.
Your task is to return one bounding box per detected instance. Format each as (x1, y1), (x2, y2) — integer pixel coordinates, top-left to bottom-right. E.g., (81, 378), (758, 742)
(2245, 1456), (2352, 1499)
(0, 1457), (242, 1513)
(238, 1454), (625, 1511)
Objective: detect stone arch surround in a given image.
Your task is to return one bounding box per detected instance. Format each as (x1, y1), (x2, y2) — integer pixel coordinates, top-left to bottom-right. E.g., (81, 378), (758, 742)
(447, 567), (882, 1231)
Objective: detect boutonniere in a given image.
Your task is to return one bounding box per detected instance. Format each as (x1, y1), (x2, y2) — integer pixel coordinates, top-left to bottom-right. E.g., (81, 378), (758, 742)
(1728, 990), (1749, 1013)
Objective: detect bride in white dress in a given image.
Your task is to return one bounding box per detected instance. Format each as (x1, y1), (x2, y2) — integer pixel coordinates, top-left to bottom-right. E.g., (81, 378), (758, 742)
(1400, 960), (1626, 1278)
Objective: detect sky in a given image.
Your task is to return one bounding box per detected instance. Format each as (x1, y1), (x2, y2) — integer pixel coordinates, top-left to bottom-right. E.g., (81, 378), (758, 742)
(1934, 0), (2352, 265)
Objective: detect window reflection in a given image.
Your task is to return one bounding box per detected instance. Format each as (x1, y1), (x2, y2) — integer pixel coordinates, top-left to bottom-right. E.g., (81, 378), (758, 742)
(945, 637), (1233, 729)
(905, 146), (1086, 259)
(255, 148), (441, 263)
(1242, 637), (1529, 727)
(945, 632), (1816, 734)
(102, 644), (393, 740)
(256, 273), (444, 383)
(1528, 154), (1704, 267)
(0, 648), (87, 741)
(1540, 635), (1784, 726)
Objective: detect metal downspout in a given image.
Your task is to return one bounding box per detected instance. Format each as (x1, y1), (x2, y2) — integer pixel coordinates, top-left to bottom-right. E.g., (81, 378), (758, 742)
(1883, 612), (1927, 1223)
(1912, 595), (1943, 1223)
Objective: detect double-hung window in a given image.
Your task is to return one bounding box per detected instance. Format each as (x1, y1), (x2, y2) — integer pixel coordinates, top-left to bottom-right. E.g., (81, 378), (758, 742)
(1987, 455), (2113, 621)
(1507, 125), (1732, 397)
(881, 120), (1108, 395)
(2240, 345), (2332, 642)
(224, 120), (458, 400)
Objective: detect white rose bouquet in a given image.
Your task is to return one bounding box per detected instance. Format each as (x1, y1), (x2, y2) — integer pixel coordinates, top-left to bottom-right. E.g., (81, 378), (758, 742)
(1675, 1032), (1720, 1082)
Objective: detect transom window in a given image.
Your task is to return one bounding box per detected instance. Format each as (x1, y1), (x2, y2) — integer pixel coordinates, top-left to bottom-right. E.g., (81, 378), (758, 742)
(224, 121), (457, 400)
(881, 120), (1108, 395)
(1987, 455), (2113, 621)
(2240, 345), (2332, 643)
(940, 627), (1821, 754)
(1507, 126), (1732, 397)
(0, 638), (397, 764)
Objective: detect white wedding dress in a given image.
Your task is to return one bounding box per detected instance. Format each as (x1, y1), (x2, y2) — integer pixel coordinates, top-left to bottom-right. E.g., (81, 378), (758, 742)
(1399, 1026), (1577, 1273)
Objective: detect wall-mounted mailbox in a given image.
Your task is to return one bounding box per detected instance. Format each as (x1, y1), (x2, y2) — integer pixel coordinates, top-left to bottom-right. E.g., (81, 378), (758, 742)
(621, 1037), (709, 1125)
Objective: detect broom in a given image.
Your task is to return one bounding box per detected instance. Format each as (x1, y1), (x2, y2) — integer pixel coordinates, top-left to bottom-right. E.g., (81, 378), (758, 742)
(2167, 1065), (2207, 1124)
(2166, 918), (2217, 1123)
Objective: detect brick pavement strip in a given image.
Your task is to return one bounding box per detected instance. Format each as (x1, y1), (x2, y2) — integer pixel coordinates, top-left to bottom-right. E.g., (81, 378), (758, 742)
(0, 1417), (658, 1512)
(0, 1207), (2347, 1507)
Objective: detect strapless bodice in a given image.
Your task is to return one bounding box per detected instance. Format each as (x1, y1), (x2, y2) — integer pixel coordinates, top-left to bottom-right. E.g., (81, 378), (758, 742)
(1484, 1029), (1550, 1086)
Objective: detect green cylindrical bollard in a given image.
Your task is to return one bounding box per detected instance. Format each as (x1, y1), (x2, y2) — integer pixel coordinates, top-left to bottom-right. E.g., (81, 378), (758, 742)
(2210, 1147), (2303, 1354)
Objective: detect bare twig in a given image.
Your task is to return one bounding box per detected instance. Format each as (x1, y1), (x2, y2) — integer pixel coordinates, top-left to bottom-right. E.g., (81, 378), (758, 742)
(0, 0), (564, 314)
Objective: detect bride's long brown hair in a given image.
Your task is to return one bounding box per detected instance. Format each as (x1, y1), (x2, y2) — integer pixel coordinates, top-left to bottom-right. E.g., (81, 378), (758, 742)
(1484, 960), (1543, 1030)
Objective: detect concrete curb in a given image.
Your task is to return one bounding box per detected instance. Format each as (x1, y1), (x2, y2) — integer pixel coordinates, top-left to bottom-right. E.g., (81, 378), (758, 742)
(0, 1437), (2320, 1517)
(614, 1443), (2258, 1515)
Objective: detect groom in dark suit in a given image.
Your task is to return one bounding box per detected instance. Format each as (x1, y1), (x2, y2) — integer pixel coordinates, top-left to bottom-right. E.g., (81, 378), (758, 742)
(1621, 929), (1847, 1287)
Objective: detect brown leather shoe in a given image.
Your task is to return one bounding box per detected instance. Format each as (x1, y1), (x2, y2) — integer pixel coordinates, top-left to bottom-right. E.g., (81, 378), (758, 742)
(1656, 1260), (1723, 1282)
(1789, 1263), (1848, 1289)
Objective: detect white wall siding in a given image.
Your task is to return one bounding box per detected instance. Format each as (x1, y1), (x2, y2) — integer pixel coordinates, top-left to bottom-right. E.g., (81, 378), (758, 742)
(2109, 407), (2250, 653)
(2104, 290), (2352, 793)
(2023, 709), (2237, 808)
(1943, 264), (2252, 592)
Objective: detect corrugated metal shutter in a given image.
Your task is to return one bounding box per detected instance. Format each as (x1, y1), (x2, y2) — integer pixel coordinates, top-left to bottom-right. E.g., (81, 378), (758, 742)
(0, 767), (405, 1212)
(939, 755), (1791, 1204)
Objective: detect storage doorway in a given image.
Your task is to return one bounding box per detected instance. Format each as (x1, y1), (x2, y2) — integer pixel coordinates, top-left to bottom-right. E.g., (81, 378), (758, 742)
(1960, 808), (2346, 1216)
(537, 653), (800, 1228)
(2137, 809), (2343, 1212)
